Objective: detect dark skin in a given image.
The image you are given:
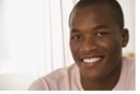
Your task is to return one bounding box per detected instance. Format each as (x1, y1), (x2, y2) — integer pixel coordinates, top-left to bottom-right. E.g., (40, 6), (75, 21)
(69, 5), (129, 90)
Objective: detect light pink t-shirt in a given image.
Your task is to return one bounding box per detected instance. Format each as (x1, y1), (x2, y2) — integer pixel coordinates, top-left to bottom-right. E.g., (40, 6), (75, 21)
(28, 57), (135, 90)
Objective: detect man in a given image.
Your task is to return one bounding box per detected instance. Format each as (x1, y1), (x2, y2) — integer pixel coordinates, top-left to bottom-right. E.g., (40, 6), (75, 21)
(28, 0), (135, 90)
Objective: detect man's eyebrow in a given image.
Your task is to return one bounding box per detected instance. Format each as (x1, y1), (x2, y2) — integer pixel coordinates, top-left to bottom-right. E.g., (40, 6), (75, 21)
(70, 29), (80, 33)
(93, 25), (109, 30)
(70, 25), (109, 33)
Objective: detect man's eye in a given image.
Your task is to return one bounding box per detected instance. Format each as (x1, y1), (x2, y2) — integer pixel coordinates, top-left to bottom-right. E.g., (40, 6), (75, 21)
(71, 35), (81, 40)
(96, 32), (108, 37)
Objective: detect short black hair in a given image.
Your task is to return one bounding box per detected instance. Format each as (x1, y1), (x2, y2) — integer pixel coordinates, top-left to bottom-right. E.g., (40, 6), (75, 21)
(69, 0), (124, 29)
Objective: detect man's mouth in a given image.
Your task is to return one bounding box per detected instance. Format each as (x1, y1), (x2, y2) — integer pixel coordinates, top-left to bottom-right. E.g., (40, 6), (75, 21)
(79, 56), (103, 68)
(82, 57), (101, 64)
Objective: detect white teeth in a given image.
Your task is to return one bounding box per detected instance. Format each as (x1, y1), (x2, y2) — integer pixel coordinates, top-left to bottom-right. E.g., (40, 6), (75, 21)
(83, 57), (101, 63)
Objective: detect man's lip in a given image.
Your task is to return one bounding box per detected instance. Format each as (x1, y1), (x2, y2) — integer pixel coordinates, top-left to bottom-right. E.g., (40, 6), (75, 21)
(80, 56), (104, 68)
(79, 54), (104, 61)
(80, 56), (104, 62)
(78, 55), (104, 68)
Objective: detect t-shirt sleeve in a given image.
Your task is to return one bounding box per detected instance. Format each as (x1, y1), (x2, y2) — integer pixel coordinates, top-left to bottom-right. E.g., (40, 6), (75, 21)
(28, 78), (49, 90)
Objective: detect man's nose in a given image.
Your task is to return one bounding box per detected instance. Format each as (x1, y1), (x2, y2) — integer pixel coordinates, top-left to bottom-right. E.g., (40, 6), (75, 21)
(80, 38), (98, 53)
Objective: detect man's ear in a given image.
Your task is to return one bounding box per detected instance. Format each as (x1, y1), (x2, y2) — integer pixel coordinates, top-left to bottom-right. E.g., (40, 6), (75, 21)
(122, 28), (129, 47)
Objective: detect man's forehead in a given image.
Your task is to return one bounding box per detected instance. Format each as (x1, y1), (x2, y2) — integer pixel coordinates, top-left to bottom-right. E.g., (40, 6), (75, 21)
(70, 5), (112, 23)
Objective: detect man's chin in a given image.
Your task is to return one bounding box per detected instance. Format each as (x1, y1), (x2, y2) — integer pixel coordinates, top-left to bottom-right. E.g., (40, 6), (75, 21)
(80, 70), (102, 80)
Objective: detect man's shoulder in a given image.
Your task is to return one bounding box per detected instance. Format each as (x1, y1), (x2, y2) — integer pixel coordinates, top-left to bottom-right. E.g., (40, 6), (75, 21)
(113, 56), (135, 90)
(43, 63), (78, 82)
(123, 56), (135, 75)
(123, 56), (135, 90)
(28, 63), (79, 90)
(123, 56), (135, 68)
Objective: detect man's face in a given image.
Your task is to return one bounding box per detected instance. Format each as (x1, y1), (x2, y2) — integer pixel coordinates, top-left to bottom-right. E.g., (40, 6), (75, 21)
(69, 5), (128, 79)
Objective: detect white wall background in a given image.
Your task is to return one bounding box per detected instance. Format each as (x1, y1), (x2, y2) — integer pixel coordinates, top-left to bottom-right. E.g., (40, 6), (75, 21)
(0, 0), (135, 90)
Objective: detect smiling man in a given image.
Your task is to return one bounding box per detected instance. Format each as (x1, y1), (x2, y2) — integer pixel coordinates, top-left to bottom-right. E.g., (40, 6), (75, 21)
(28, 0), (135, 90)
